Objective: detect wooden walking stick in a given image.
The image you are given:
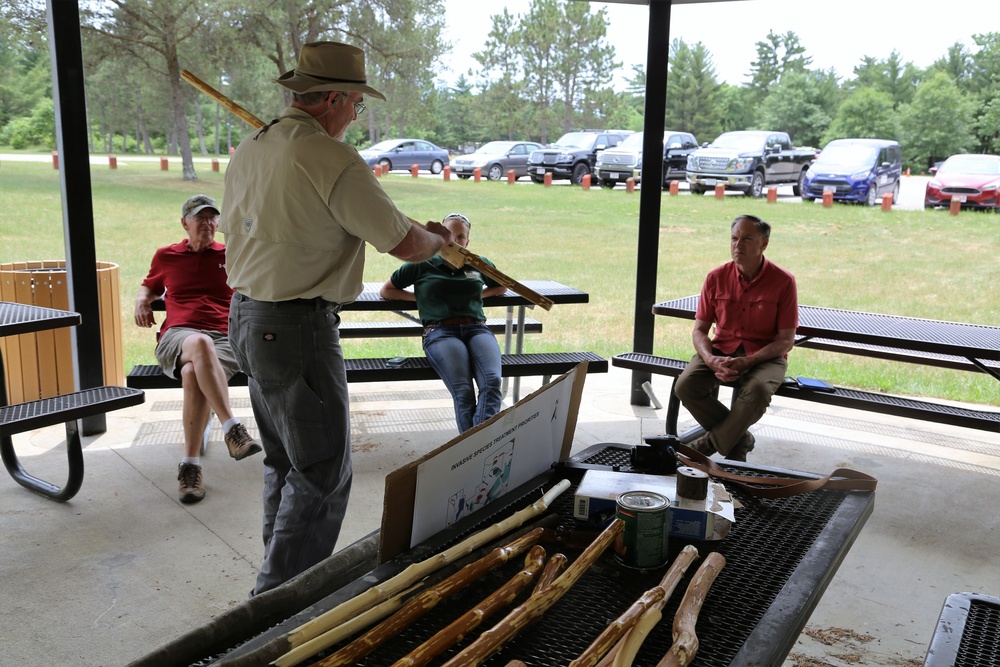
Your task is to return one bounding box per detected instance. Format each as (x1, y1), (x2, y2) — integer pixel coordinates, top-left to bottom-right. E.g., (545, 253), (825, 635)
(440, 518), (625, 667)
(277, 480), (571, 658)
(655, 552), (726, 667)
(310, 530), (544, 667)
(594, 545), (700, 667)
(180, 69), (554, 311)
(569, 587), (667, 667)
(391, 546), (548, 667)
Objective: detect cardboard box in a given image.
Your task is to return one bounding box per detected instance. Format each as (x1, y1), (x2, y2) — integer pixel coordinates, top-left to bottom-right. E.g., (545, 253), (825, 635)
(573, 469), (735, 541)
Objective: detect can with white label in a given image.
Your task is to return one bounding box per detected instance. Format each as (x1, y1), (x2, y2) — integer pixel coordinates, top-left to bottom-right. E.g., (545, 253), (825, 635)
(614, 490), (670, 570)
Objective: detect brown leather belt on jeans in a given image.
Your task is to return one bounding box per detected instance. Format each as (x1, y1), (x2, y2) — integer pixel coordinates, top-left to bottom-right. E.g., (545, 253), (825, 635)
(424, 316), (486, 332)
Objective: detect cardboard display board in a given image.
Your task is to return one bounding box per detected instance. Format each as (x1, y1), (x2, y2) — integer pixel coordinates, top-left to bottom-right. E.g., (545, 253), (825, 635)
(378, 362), (589, 562)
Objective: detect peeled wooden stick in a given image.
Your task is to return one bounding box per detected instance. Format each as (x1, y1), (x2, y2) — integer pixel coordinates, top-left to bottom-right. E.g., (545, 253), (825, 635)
(655, 552), (726, 667)
(312, 530), (544, 667)
(569, 586), (666, 667)
(441, 518), (625, 667)
(180, 69), (554, 311)
(531, 553), (568, 595)
(181, 70), (265, 129)
(282, 480), (571, 655)
(392, 546), (547, 667)
(595, 545), (701, 667)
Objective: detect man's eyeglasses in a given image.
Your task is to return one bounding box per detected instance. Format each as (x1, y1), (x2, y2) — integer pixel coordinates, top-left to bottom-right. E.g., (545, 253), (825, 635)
(353, 101), (366, 116)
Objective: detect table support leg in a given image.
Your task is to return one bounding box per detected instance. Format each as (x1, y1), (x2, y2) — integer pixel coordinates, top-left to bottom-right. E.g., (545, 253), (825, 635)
(0, 420), (85, 502)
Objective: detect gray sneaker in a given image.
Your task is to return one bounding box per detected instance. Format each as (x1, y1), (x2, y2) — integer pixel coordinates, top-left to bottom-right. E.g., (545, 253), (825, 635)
(177, 463), (205, 504)
(224, 423), (262, 460)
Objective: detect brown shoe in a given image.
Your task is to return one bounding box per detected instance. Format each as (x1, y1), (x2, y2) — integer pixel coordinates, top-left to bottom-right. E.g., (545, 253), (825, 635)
(687, 433), (717, 457)
(727, 432), (756, 462)
(224, 423), (262, 460)
(177, 463), (205, 504)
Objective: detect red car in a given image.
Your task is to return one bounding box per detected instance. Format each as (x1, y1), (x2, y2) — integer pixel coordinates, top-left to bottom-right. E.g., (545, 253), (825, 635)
(924, 154), (1000, 210)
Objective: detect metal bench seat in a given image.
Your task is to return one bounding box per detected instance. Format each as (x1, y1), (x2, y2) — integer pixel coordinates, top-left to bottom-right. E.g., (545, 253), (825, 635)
(128, 352), (608, 390)
(0, 386), (145, 501)
(612, 352), (999, 433)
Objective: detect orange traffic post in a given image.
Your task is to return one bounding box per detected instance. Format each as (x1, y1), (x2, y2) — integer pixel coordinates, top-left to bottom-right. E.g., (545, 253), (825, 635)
(822, 190), (833, 207)
(51, 151), (58, 169)
(108, 155), (117, 169)
(373, 164), (381, 177)
(582, 174), (591, 190)
(881, 193), (893, 211)
(906, 167), (911, 177)
(473, 167), (481, 183)
(211, 159), (219, 172)
(507, 169), (515, 184)
(625, 177), (635, 194)
(443, 166), (450, 181)
(669, 180), (679, 196)
(714, 183), (725, 199)
(410, 164), (419, 178)
(160, 157), (168, 171)
(949, 198), (961, 216)
(544, 172), (552, 187)
(766, 187), (777, 203)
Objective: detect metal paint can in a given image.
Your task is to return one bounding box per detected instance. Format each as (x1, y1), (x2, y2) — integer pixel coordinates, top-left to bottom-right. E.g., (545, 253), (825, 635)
(614, 490), (670, 570)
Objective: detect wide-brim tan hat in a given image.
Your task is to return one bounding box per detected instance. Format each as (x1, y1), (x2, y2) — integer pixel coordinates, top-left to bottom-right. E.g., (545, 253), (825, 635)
(274, 41), (386, 101)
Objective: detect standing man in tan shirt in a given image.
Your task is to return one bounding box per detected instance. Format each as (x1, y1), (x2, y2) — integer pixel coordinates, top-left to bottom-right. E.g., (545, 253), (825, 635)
(220, 41), (452, 595)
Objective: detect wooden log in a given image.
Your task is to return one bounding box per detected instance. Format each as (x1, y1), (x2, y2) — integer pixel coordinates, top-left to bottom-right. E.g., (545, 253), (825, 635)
(655, 552), (726, 667)
(391, 546), (547, 667)
(279, 480), (571, 658)
(531, 553), (568, 595)
(594, 545), (700, 667)
(440, 518), (625, 667)
(312, 530), (544, 667)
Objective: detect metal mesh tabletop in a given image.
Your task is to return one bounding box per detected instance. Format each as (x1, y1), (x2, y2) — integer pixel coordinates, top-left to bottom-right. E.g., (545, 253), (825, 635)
(0, 302), (80, 336)
(653, 296), (1000, 361)
(178, 444), (873, 667)
(349, 281), (590, 311)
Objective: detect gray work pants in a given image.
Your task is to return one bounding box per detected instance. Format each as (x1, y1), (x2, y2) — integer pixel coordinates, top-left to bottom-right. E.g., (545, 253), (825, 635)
(228, 293), (352, 596)
(674, 352), (786, 455)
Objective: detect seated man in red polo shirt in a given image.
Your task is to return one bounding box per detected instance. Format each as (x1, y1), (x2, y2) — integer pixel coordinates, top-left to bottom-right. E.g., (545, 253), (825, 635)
(134, 194), (261, 504)
(674, 214), (798, 461)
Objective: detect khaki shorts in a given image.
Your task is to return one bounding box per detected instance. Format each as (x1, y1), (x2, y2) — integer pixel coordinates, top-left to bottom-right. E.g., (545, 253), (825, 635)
(154, 327), (240, 380)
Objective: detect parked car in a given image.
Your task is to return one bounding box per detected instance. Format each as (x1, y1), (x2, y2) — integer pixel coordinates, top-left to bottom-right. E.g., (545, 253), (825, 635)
(801, 138), (902, 206)
(924, 154), (1000, 210)
(450, 141), (544, 181)
(686, 130), (816, 197)
(527, 130), (632, 185)
(358, 139), (449, 174)
(594, 130), (699, 189)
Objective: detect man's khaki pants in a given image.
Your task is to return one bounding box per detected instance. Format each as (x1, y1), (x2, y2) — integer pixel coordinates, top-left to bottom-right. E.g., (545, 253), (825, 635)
(674, 352), (786, 455)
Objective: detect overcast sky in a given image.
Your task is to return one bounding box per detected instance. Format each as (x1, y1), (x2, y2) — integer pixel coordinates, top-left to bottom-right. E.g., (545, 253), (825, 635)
(439, 0), (987, 89)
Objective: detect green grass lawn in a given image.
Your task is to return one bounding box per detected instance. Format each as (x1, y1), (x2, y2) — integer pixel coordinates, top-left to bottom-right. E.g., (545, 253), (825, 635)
(1, 159), (997, 406)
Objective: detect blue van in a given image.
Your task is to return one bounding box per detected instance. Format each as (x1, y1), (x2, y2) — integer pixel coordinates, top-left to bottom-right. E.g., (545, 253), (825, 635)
(801, 139), (902, 205)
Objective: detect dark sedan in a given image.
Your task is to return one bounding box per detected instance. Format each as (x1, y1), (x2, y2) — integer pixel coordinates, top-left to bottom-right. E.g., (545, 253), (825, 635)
(451, 141), (544, 181)
(925, 154), (1000, 210)
(358, 138), (450, 174)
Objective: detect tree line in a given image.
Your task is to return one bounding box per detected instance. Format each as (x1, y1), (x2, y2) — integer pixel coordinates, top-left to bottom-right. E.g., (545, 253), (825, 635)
(2, 0), (998, 180)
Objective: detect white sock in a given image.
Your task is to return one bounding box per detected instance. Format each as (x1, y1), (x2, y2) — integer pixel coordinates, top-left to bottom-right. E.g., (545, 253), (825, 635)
(181, 456), (200, 466)
(222, 418), (240, 433)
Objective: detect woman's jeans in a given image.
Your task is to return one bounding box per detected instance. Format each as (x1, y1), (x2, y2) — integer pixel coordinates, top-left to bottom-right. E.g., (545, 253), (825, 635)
(423, 323), (503, 433)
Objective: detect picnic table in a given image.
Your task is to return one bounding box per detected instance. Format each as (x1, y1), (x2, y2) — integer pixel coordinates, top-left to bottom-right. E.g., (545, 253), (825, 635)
(131, 443), (875, 666)
(613, 296), (999, 435)
(0, 302), (144, 501)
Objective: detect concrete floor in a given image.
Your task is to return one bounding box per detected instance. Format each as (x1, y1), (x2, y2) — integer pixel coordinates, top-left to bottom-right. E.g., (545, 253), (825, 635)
(1, 366), (997, 666)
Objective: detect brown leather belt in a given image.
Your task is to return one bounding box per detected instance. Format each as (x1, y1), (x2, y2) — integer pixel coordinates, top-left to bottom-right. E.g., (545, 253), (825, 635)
(424, 316), (486, 332)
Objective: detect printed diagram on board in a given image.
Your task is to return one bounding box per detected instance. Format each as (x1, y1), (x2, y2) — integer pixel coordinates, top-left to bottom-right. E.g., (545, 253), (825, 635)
(446, 439), (515, 526)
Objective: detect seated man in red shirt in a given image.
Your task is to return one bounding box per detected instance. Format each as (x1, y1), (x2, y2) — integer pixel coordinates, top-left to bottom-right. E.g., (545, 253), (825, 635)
(134, 195), (261, 504)
(674, 214), (798, 461)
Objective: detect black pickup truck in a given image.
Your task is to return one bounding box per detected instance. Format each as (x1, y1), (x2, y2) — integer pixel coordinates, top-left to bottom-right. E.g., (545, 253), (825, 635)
(527, 130), (632, 185)
(686, 131), (816, 197)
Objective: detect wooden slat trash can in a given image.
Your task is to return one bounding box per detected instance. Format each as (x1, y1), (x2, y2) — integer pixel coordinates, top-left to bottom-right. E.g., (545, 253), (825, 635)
(0, 261), (124, 403)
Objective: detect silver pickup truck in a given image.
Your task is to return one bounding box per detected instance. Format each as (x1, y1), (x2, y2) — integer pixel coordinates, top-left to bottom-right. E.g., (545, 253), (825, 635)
(686, 131), (816, 197)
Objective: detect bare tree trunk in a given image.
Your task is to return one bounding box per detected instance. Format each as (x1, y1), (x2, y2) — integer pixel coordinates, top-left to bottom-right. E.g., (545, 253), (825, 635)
(196, 102), (207, 155)
(165, 42), (197, 180)
(214, 82), (221, 156)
